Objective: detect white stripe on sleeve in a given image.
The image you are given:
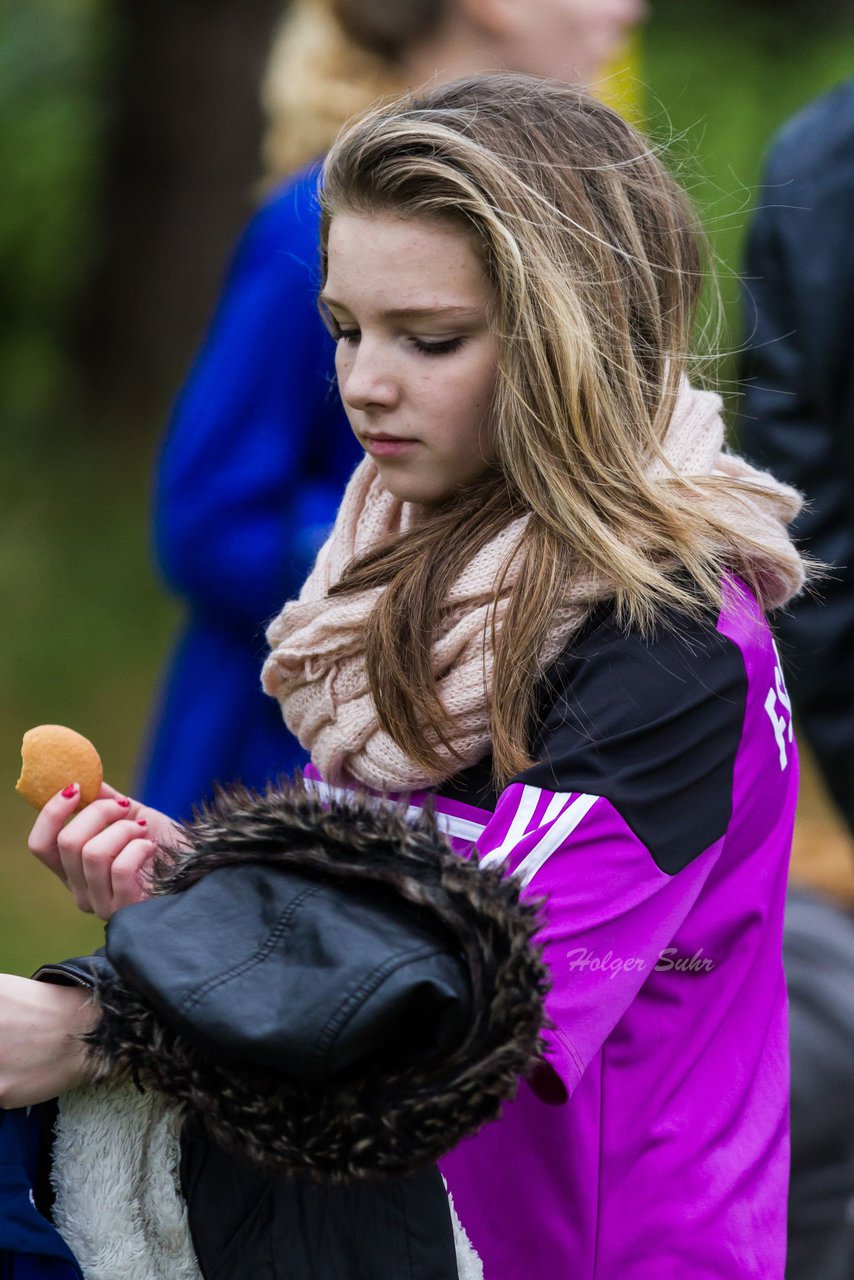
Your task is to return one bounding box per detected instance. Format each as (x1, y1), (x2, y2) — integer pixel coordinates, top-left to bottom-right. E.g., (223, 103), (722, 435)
(513, 792), (600, 886)
(478, 784), (542, 869)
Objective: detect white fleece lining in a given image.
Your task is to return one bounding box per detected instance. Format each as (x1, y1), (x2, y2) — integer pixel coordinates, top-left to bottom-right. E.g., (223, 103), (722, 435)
(52, 1084), (202, 1280)
(52, 1084), (484, 1279)
(448, 1186), (485, 1279)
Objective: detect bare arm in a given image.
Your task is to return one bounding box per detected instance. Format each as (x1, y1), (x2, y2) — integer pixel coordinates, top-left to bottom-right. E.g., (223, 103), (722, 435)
(0, 974), (98, 1108)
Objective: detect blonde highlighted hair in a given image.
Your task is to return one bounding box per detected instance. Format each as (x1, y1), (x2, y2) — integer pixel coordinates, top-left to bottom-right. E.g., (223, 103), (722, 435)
(318, 75), (797, 783)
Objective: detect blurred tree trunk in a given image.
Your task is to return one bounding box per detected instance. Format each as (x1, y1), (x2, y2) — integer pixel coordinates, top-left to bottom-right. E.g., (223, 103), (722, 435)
(76, 0), (284, 429)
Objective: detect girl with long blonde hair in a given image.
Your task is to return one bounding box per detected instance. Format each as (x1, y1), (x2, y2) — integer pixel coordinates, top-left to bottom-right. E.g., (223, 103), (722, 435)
(261, 76), (803, 1278)
(18, 74), (805, 1276)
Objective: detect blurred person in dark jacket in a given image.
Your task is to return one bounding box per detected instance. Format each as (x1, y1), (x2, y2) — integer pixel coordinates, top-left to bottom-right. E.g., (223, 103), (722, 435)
(740, 77), (854, 1280)
(139, 0), (646, 821)
(740, 77), (853, 840)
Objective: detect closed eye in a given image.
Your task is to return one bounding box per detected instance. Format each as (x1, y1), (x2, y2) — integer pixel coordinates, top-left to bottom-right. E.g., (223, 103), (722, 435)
(324, 314), (464, 357)
(325, 316), (360, 345)
(321, 312), (359, 345)
(411, 337), (465, 356)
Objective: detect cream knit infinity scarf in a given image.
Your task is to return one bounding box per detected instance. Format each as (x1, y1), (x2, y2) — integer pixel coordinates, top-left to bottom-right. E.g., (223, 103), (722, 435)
(262, 379), (805, 792)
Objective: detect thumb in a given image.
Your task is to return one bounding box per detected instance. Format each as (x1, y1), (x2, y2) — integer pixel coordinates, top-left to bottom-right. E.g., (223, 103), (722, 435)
(97, 781), (125, 800)
(97, 782), (141, 814)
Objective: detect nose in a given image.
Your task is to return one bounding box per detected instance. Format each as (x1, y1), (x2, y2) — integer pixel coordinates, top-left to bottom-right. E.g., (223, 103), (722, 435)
(338, 339), (399, 413)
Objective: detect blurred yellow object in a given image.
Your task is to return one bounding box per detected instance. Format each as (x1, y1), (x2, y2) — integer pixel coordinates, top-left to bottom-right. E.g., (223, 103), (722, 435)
(595, 32), (643, 125)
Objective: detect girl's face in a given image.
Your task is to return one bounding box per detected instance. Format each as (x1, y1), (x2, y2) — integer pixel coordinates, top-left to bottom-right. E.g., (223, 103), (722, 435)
(323, 212), (498, 506)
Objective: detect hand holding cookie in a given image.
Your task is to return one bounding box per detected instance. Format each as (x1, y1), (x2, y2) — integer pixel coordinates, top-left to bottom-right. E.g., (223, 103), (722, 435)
(19, 725), (182, 919)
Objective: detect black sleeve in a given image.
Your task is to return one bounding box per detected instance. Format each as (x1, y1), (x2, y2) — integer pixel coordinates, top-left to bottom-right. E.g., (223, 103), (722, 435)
(32, 950), (114, 989)
(521, 606), (748, 875)
(81, 783), (548, 1181)
(100, 866), (472, 1081)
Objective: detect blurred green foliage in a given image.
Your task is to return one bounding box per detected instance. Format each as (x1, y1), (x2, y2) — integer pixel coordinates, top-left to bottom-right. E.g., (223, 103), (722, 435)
(1, 0), (174, 968)
(0, 0), (112, 437)
(0, 0), (852, 972)
(645, 1), (854, 399)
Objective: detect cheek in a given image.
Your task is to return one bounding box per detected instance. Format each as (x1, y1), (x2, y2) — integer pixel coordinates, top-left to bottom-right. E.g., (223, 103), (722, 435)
(533, 0), (584, 49)
(440, 368), (494, 434)
(459, 366), (498, 458)
(468, 354), (498, 416)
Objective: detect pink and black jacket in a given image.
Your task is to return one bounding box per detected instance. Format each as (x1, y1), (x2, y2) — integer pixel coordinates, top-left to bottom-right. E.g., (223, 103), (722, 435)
(38, 577), (796, 1279)
(415, 575), (796, 1278)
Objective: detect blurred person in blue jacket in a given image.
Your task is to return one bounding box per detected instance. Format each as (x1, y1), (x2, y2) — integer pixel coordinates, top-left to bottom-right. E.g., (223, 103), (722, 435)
(140, 0), (646, 820)
(0, 1106), (82, 1278)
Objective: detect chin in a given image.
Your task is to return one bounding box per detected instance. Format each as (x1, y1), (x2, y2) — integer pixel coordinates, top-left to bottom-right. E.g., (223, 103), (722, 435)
(375, 472), (455, 507)
(384, 486), (453, 507)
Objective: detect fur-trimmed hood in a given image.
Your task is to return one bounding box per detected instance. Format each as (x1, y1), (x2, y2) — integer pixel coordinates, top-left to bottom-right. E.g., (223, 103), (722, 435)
(87, 778), (549, 1182)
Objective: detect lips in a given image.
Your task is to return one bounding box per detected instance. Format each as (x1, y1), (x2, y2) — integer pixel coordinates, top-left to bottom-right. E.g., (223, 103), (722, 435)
(363, 434), (418, 458)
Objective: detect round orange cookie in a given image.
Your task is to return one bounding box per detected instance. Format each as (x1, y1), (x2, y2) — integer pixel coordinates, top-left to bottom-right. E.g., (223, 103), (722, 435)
(15, 725), (103, 811)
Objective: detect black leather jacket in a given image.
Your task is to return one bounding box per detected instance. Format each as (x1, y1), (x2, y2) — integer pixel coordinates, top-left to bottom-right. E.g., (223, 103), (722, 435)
(36, 781), (548, 1279)
(739, 77), (854, 833)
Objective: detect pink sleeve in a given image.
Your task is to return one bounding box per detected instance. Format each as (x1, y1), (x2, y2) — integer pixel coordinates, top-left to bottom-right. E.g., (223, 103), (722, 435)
(476, 782), (724, 1102)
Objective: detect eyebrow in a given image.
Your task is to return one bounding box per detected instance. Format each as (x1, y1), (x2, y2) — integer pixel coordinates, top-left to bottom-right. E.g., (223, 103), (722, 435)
(319, 294), (482, 321)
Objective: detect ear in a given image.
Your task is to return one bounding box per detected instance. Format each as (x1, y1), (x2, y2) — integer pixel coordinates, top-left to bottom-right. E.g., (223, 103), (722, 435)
(458, 0), (529, 40)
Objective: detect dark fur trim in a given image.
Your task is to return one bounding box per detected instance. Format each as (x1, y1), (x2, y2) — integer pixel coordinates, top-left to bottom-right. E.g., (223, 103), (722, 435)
(87, 777), (549, 1181)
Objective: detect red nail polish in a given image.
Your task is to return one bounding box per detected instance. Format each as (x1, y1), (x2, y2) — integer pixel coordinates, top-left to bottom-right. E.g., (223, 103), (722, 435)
(137, 819), (147, 827)
(61, 784), (78, 799)
(117, 798), (131, 808)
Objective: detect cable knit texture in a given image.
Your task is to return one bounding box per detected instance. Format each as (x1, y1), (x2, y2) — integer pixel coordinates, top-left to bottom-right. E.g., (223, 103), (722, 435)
(262, 378), (806, 791)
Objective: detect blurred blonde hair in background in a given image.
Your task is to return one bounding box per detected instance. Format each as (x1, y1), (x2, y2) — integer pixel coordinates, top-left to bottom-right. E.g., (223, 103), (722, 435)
(261, 0), (641, 182)
(261, 0), (411, 182)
